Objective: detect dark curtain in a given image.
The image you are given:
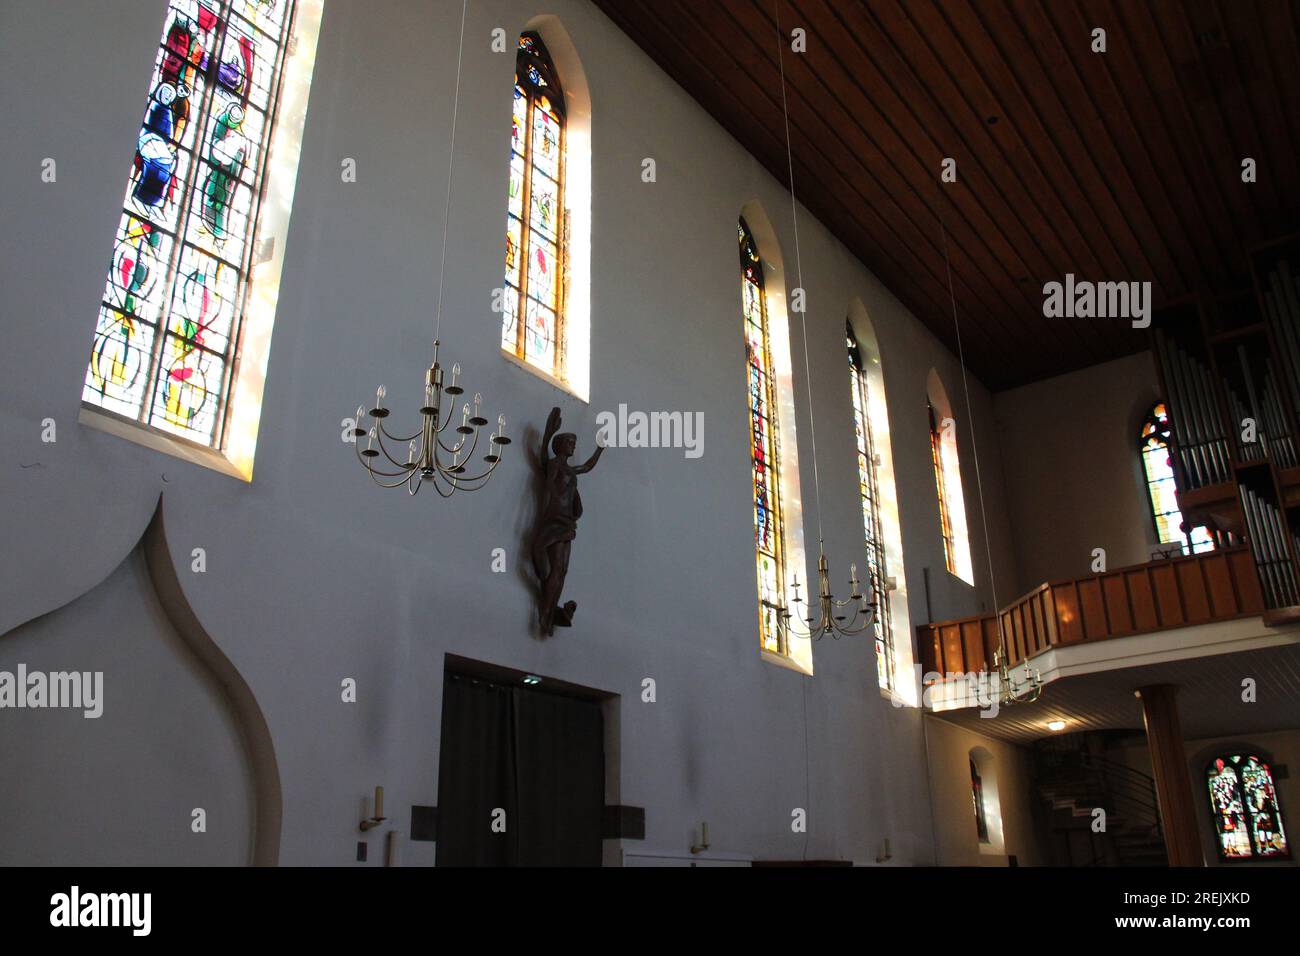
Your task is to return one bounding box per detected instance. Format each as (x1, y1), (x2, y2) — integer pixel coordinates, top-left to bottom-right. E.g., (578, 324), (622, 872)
(436, 675), (518, 866)
(436, 674), (603, 866)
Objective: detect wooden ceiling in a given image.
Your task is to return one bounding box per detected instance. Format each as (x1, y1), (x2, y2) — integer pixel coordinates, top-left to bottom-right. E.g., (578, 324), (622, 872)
(592, 0), (1300, 390)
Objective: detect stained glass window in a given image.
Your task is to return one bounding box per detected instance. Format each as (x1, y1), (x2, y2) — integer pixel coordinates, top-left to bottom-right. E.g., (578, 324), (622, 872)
(849, 326), (893, 689)
(501, 32), (567, 381)
(971, 758), (990, 844)
(929, 401), (956, 575)
(741, 219), (786, 656)
(83, 0), (298, 448)
(1140, 403), (1213, 554)
(1206, 754), (1290, 860)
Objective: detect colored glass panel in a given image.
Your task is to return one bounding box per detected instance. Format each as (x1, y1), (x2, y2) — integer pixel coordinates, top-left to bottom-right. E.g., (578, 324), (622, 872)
(1207, 754), (1290, 860)
(930, 401), (956, 574)
(83, 0), (297, 447)
(1141, 403), (1213, 553)
(849, 327), (893, 690)
(500, 33), (566, 381)
(740, 218), (786, 656)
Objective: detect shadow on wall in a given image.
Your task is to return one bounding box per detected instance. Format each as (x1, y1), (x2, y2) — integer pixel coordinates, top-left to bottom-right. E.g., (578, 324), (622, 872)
(0, 498), (280, 865)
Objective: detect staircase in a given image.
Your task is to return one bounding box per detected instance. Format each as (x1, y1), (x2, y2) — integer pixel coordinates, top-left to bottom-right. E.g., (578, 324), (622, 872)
(1036, 749), (1167, 866)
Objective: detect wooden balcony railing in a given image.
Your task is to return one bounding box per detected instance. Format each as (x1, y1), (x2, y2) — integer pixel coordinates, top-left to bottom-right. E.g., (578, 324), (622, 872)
(918, 547), (1265, 677)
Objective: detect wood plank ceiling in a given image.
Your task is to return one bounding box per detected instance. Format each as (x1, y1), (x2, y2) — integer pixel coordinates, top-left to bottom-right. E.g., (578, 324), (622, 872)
(591, 0), (1300, 390)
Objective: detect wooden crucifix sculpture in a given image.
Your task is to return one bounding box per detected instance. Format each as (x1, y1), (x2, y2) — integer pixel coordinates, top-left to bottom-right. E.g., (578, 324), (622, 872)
(532, 406), (604, 636)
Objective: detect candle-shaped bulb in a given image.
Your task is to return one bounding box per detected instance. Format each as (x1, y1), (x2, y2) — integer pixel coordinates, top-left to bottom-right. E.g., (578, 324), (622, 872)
(451, 362), (461, 386)
(366, 426), (376, 450)
(461, 403), (470, 423)
(498, 414), (506, 430)
(850, 562), (858, 581)
(355, 404), (364, 423)
(376, 385), (386, 405)
(474, 392), (481, 407)
(407, 440), (416, 463)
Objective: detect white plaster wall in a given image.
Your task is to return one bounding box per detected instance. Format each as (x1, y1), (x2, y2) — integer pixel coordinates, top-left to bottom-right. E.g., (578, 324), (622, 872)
(0, 549), (252, 865)
(0, 0), (1015, 864)
(994, 352), (1161, 595)
(924, 716), (1045, 866)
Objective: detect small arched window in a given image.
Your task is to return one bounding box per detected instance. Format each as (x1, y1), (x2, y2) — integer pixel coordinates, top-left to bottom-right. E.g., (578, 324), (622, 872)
(501, 32), (567, 381)
(740, 217), (787, 657)
(1206, 754), (1290, 860)
(1140, 402), (1212, 553)
(970, 757), (990, 844)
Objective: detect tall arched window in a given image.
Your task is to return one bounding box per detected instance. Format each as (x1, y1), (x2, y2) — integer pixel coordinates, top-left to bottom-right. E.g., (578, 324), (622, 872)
(1140, 402), (1213, 553)
(848, 324), (893, 689)
(970, 757), (990, 844)
(82, 0), (322, 478)
(1206, 754), (1289, 860)
(927, 371), (974, 585)
(740, 217), (787, 657)
(501, 32), (567, 382)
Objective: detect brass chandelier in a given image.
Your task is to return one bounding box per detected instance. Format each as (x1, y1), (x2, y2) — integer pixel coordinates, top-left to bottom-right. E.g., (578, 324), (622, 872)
(350, 0), (508, 497)
(779, 553), (877, 642)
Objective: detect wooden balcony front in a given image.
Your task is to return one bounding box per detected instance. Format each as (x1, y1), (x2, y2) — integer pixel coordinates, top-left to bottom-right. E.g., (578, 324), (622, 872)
(917, 547), (1265, 677)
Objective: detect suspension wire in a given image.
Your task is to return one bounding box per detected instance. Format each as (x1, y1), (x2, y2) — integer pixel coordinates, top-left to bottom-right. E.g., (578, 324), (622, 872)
(433, 0), (470, 343)
(774, 0), (825, 550)
(936, 211), (1004, 658)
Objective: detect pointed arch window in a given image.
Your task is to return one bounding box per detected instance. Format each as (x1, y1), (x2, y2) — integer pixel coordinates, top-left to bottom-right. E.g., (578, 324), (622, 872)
(740, 218), (787, 656)
(501, 32), (568, 382)
(82, 0), (316, 470)
(1206, 754), (1290, 860)
(1140, 402), (1213, 553)
(848, 325), (893, 689)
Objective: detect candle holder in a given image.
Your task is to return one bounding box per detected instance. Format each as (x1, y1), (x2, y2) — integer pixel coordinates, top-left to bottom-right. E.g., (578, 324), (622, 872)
(690, 821), (711, 854)
(359, 785), (387, 832)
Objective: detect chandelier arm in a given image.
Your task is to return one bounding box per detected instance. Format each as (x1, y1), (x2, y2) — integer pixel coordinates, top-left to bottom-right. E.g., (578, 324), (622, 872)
(427, 472), (459, 498)
(436, 419), (483, 457)
(378, 420), (421, 444)
(368, 468), (419, 488)
(354, 440), (414, 479)
(372, 427), (418, 470)
(436, 453), (502, 487)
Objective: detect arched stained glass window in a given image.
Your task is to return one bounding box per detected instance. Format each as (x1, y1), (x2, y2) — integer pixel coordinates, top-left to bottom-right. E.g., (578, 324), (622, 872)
(1206, 754), (1290, 860)
(83, 0), (303, 449)
(849, 325), (892, 689)
(501, 32), (567, 381)
(1140, 402), (1213, 554)
(929, 400), (956, 573)
(970, 757), (989, 844)
(741, 218), (786, 656)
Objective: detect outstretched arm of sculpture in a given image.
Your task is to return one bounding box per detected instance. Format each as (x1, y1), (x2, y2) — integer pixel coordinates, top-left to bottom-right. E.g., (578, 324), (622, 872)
(575, 443), (604, 474)
(540, 406), (562, 469)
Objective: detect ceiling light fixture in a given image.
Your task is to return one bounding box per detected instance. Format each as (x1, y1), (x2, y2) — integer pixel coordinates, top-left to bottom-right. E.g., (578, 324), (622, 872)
(349, 0), (509, 497)
(770, 0), (876, 644)
(1047, 719), (1067, 732)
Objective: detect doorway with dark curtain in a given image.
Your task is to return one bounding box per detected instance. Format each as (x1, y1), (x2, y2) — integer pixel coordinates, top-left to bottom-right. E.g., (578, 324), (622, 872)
(436, 671), (605, 866)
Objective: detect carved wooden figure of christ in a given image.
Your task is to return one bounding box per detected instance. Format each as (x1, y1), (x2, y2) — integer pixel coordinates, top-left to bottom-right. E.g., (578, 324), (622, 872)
(532, 407), (604, 635)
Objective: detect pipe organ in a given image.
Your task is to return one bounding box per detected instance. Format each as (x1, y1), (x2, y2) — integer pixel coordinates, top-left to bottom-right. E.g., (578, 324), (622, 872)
(1151, 236), (1300, 615)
